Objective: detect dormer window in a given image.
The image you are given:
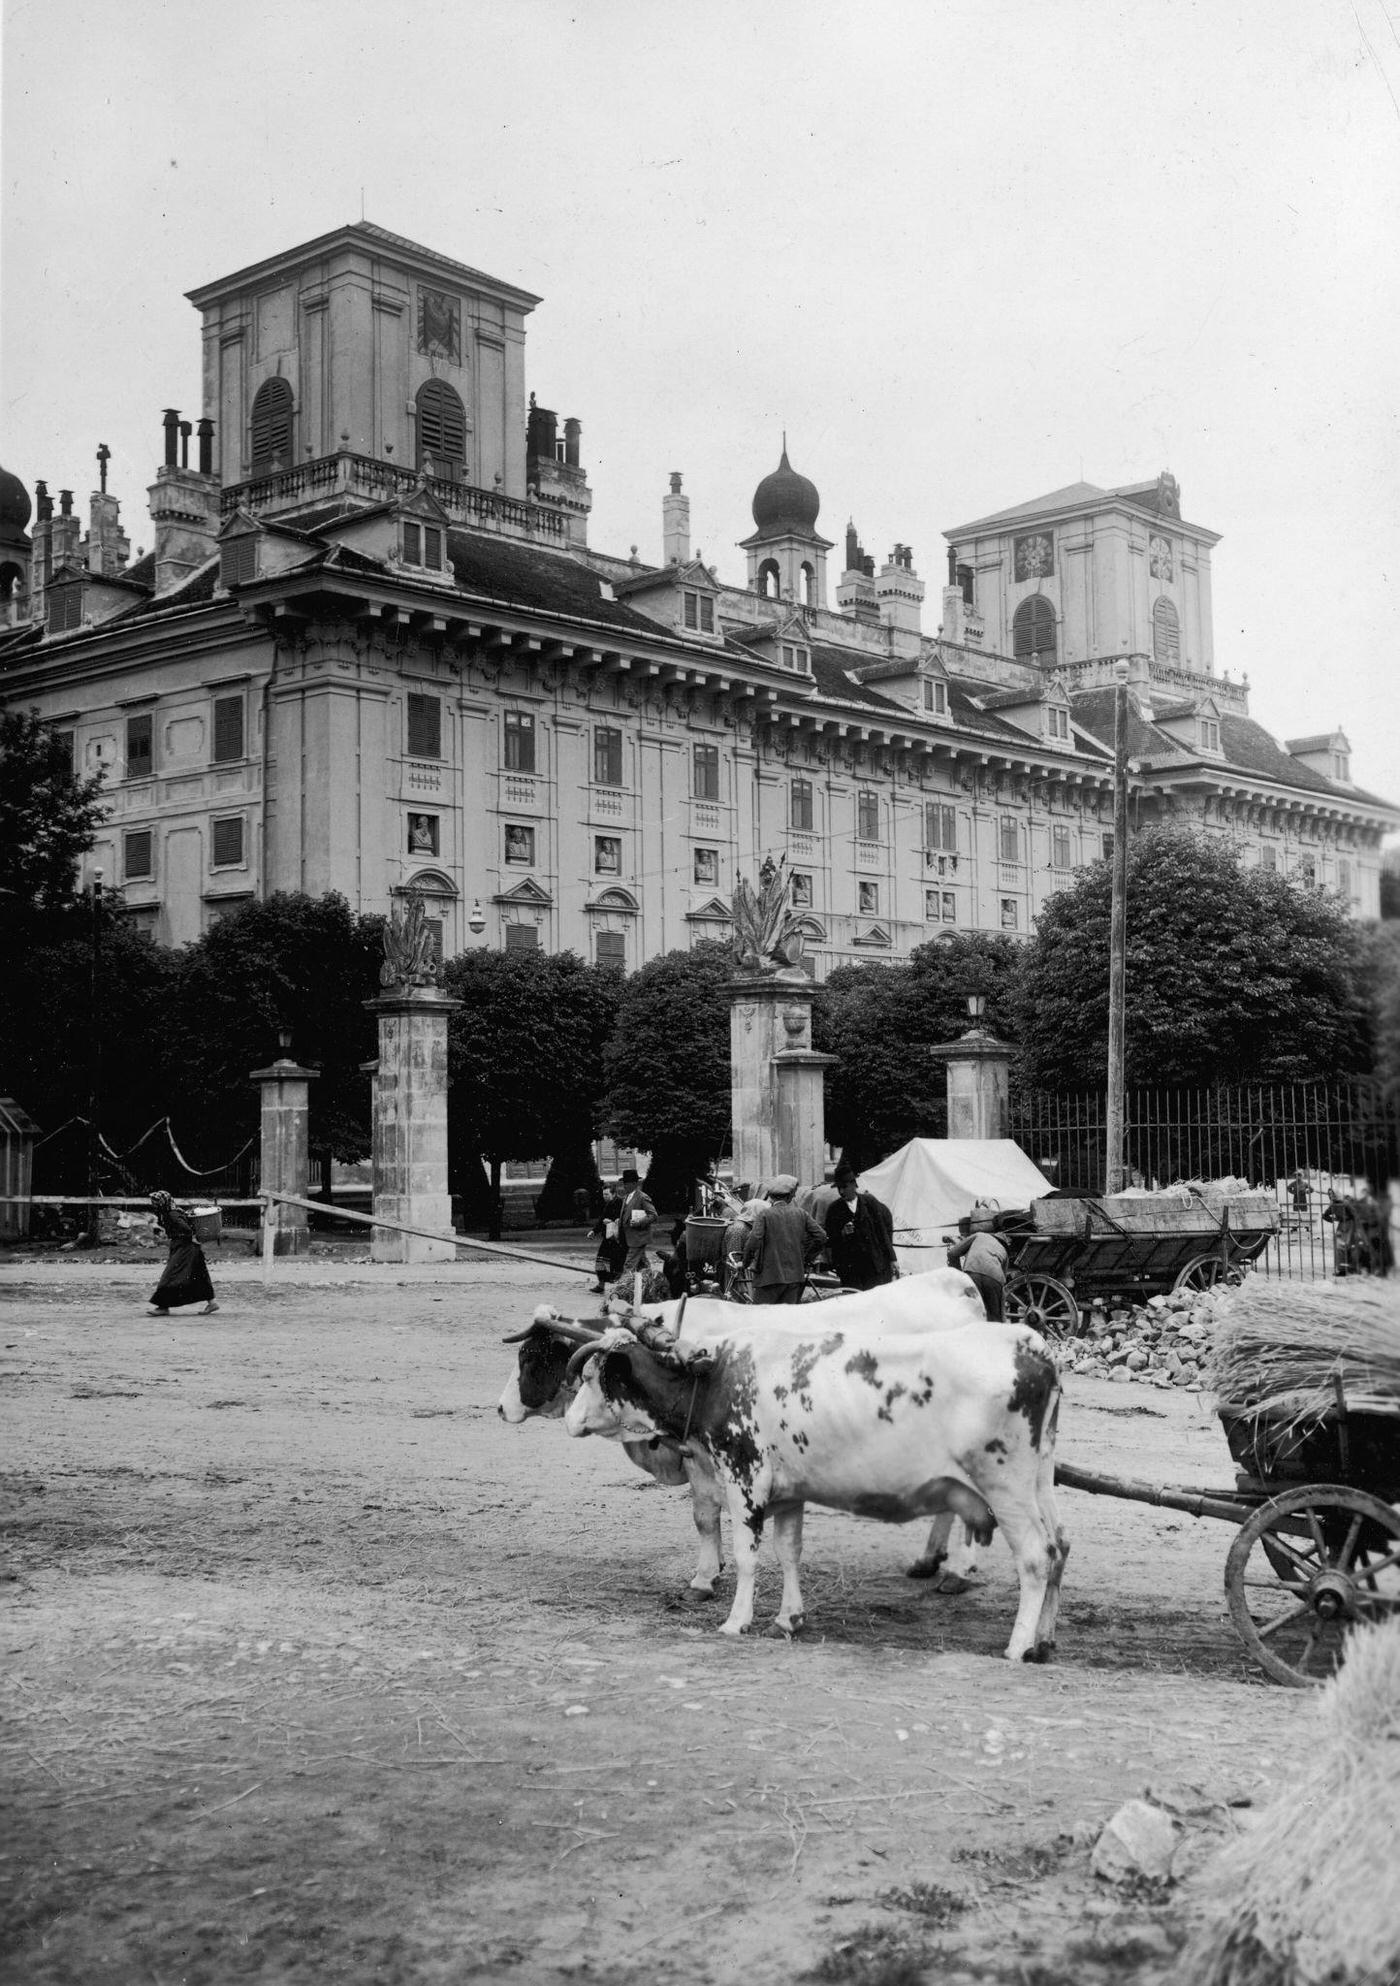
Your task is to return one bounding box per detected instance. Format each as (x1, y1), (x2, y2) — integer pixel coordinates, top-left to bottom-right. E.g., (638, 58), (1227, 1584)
(683, 590), (715, 634)
(1046, 705), (1070, 742)
(47, 577), (83, 633)
(402, 521), (444, 570)
(1333, 751), (1350, 782)
(221, 536), (258, 586)
(923, 679), (949, 716)
(780, 642), (809, 672)
(1200, 717), (1221, 753)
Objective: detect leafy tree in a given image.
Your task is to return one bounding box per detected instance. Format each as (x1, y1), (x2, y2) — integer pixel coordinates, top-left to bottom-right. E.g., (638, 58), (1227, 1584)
(1365, 921), (1400, 1099)
(0, 708), (107, 911)
(1013, 828), (1373, 1091)
(1380, 865), (1400, 921)
(167, 892), (385, 1192)
(443, 948), (620, 1235)
(813, 934), (1020, 1168)
(601, 942), (733, 1210)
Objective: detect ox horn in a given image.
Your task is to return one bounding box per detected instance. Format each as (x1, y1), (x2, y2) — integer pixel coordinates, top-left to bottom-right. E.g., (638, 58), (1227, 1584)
(501, 1312), (603, 1345)
(565, 1340), (608, 1382)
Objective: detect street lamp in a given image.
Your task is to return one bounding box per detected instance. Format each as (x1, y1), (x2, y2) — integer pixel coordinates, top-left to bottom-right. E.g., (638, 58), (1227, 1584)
(467, 899), (486, 937)
(966, 993), (987, 1023)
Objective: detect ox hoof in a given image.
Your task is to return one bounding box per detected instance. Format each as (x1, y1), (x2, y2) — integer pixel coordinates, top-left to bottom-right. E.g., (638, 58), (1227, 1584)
(1020, 1640), (1056, 1665)
(932, 1571), (976, 1596)
(767, 1614), (805, 1640)
(905, 1555), (947, 1582)
(666, 1586), (717, 1610)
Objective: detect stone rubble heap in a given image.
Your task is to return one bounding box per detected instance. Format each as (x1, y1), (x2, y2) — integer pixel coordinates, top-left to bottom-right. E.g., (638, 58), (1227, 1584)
(1061, 1286), (1229, 1389)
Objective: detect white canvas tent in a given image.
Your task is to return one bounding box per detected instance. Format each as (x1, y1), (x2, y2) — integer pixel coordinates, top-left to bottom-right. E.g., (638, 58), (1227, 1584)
(857, 1139), (1053, 1272)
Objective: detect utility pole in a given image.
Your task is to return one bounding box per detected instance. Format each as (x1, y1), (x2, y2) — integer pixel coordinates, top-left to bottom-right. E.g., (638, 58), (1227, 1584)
(1105, 661), (1130, 1195)
(87, 870), (104, 1244)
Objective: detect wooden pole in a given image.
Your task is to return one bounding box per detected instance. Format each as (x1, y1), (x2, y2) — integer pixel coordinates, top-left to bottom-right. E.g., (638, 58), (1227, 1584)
(1105, 660), (1131, 1196)
(261, 1193), (277, 1285)
(262, 1191), (599, 1279)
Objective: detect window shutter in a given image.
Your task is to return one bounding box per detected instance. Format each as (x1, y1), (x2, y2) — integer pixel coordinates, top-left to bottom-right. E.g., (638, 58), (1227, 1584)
(124, 830), (153, 880)
(407, 694), (442, 759)
(423, 526), (442, 569)
(416, 381), (467, 472)
(48, 581), (83, 632)
(700, 597), (714, 633)
(1012, 597), (1056, 661)
(504, 924), (538, 952)
(212, 696), (245, 764)
(596, 931), (625, 970)
(250, 378), (294, 474)
(126, 714), (154, 779)
(403, 522), (422, 565)
(221, 537), (258, 586)
(1152, 597), (1180, 667)
(683, 592), (698, 629)
(212, 817), (244, 866)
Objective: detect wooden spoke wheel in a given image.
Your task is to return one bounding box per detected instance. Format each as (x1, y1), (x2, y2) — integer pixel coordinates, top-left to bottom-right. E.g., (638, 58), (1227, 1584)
(1173, 1252), (1247, 1294)
(1004, 1274), (1080, 1340)
(1224, 1484), (1400, 1687)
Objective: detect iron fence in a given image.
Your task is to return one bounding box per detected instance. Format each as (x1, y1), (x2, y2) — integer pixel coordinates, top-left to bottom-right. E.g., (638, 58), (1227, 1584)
(1009, 1080), (1399, 1283)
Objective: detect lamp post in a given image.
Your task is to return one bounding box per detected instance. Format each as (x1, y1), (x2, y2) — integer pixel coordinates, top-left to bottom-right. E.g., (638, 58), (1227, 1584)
(1105, 661), (1130, 1195)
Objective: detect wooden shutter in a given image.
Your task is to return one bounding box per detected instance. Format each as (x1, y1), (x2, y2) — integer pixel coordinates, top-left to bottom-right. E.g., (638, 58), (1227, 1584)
(212, 817), (244, 866)
(504, 924), (538, 952)
(407, 694), (441, 759)
(250, 378), (293, 474)
(596, 931), (625, 970)
(416, 381), (467, 472)
(212, 696), (245, 764)
(126, 714), (154, 779)
(124, 830), (153, 879)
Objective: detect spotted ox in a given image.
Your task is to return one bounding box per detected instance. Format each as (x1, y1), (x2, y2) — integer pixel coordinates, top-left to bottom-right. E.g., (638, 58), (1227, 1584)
(498, 1272), (991, 1598)
(564, 1318), (1068, 1660)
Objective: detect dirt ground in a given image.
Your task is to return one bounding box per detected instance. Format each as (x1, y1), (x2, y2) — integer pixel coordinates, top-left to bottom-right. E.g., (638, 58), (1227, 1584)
(1, 1249), (1316, 1985)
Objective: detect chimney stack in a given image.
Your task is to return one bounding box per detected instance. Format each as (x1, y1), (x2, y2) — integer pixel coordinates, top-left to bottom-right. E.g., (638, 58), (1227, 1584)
(87, 446), (131, 578)
(52, 490), (81, 570)
(149, 407), (220, 594)
(836, 517), (879, 624)
(564, 417), (581, 469)
(875, 544), (925, 659)
(663, 471), (690, 566)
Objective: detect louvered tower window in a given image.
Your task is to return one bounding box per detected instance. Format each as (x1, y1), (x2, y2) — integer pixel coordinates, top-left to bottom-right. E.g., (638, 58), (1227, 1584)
(1152, 597), (1180, 667)
(1012, 596), (1056, 662)
(416, 381), (467, 478)
(249, 378), (294, 475)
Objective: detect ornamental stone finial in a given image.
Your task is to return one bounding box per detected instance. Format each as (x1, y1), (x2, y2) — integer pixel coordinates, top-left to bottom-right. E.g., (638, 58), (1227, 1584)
(730, 856), (807, 979)
(380, 891), (442, 990)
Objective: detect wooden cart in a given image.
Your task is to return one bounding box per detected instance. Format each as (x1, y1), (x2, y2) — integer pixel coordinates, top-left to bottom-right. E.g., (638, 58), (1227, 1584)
(993, 1187), (1281, 1338)
(1056, 1376), (1400, 1686)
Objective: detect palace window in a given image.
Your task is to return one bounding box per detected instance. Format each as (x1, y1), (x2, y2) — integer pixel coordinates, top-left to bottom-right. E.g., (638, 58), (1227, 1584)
(780, 643), (809, 671)
(249, 377), (294, 475)
(1051, 823), (1072, 869)
(1261, 844), (1278, 873)
(925, 888), (940, 921)
(1012, 595), (1056, 662)
(942, 890), (956, 922)
(594, 726), (623, 786)
(596, 930), (626, 971)
(126, 713), (154, 780)
(857, 791), (881, 842)
(693, 743), (720, 800)
(221, 535), (258, 586)
(682, 590), (715, 633)
(1299, 856), (1317, 886)
(503, 711), (535, 773)
(416, 379), (467, 478)
(1338, 859), (1354, 898)
(791, 778), (814, 831)
(757, 558), (781, 600)
(504, 923), (538, 952)
(211, 817), (244, 867)
(925, 803), (956, 853)
(999, 817), (1021, 864)
(1333, 751), (1351, 782)
(1046, 705), (1070, 742)
(923, 679), (949, 716)
(1199, 717), (1221, 753)
(402, 521), (444, 570)
(406, 693), (441, 760)
(47, 578), (83, 632)
(124, 829), (154, 881)
(212, 695), (245, 764)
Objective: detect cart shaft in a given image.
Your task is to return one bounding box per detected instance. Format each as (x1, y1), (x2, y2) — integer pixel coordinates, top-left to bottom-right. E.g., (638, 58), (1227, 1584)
(1054, 1460), (1250, 1525)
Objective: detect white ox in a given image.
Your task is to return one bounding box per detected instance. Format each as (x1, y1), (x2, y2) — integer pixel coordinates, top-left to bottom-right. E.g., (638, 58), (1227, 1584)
(564, 1315), (1068, 1660)
(497, 1271), (990, 1598)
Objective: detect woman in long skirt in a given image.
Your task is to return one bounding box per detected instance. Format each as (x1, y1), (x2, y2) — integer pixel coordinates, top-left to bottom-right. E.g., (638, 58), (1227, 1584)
(147, 1191), (218, 1316)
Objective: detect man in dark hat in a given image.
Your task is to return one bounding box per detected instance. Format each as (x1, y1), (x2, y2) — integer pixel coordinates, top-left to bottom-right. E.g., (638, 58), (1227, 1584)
(742, 1176), (826, 1304)
(824, 1163), (897, 1290)
(618, 1168), (658, 1279)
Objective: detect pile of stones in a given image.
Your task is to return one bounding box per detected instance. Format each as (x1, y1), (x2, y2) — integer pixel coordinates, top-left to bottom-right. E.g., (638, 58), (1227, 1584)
(1060, 1286), (1228, 1389)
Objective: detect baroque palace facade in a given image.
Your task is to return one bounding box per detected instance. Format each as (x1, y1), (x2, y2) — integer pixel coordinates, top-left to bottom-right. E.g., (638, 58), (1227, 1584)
(1, 221), (1394, 971)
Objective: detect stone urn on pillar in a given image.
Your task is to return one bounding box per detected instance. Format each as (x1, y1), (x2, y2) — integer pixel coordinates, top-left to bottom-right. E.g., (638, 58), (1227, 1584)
(250, 1030), (317, 1255)
(928, 995), (1015, 1140)
(728, 857), (836, 1191)
(365, 892), (462, 1263)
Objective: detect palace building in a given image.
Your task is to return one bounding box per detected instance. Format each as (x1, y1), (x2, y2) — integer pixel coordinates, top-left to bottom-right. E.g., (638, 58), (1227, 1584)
(1, 220), (1393, 968)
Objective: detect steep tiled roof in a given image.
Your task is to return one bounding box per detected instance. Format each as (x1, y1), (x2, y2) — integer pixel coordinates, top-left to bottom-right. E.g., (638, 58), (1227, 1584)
(122, 561), (220, 617)
(445, 532), (674, 636)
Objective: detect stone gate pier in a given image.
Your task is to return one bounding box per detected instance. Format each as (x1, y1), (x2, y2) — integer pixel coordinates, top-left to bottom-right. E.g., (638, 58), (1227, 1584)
(366, 895), (461, 1263)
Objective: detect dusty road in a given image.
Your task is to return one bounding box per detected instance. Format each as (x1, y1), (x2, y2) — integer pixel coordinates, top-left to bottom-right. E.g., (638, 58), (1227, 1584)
(1, 1255), (1312, 1984)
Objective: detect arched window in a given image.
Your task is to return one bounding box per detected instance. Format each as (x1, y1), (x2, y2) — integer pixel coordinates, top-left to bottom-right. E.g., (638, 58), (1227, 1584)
(1152, 596), (1180, 667)
(800, 560), (816, 608)
(416, 380), (467, 478)
(757, 558), (781, 600)
(1012, 595), (1056, 663)
(249, 377), (294, 475)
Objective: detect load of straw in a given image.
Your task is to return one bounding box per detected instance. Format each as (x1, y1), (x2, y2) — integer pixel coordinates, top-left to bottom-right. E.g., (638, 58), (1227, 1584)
(1204, 1277), (1400, 1424)
(1173, 1617), (1400, 1986)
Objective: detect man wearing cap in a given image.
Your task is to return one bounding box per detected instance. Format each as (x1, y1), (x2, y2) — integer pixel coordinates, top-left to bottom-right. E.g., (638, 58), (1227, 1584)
(618, 1168), (658, 1279)
(741, 1176), (827, 1305)
(824, 1164), (898, 1290)
(946, 1214), (1010, 1320)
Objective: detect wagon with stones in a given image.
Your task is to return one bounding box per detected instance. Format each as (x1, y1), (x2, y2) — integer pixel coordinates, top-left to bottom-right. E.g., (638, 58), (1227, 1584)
(984, 1187), (1281, 1339)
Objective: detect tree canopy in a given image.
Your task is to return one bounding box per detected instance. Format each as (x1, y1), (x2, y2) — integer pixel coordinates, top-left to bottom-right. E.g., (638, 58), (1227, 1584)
(600, 942), (733, 1203)
(0, 709), (107, 911)
(1013, 828), (1373, 1091)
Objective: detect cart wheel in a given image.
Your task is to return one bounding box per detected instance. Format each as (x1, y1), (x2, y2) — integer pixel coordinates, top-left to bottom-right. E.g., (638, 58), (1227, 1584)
(1174, 1253), (1248, 1294)
(1004, 1274), (1080, 1340)
(1224, 1484), (1400, 1687)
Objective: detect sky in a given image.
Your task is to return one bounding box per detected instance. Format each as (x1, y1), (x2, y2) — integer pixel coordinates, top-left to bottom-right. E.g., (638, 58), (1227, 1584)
(3, 0), (1399, 813)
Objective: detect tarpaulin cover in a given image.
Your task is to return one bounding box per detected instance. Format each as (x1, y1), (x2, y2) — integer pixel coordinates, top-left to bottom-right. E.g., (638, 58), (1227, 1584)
(857, 1139), (1053, 1269)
